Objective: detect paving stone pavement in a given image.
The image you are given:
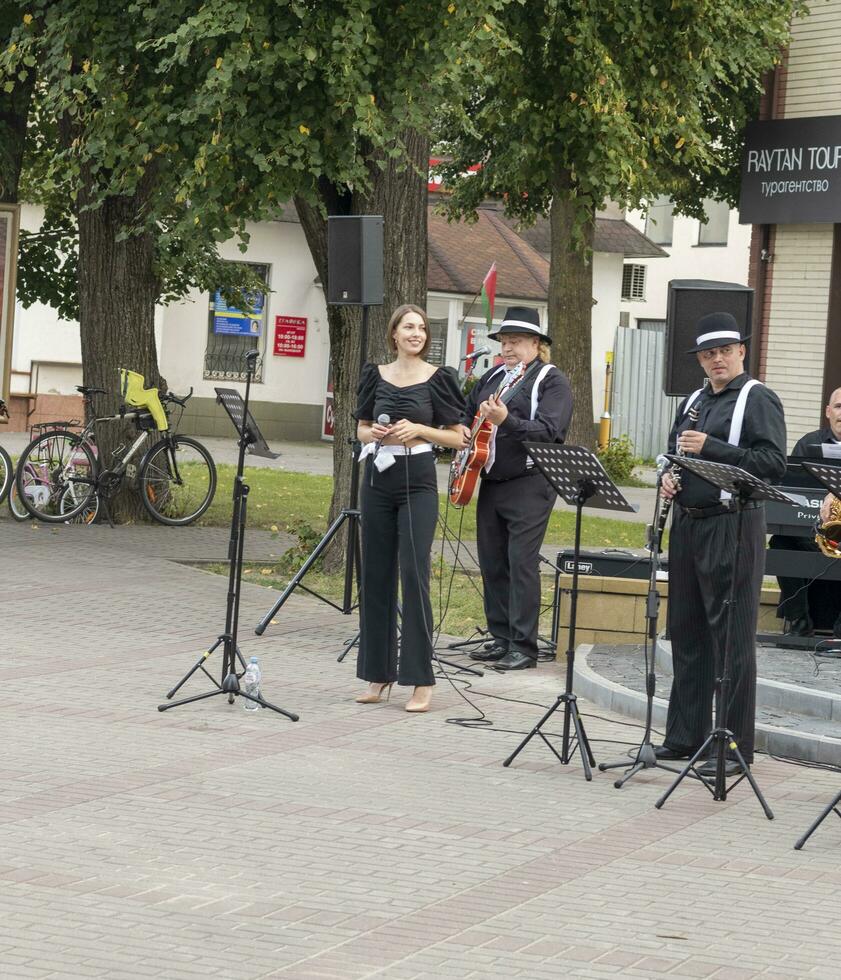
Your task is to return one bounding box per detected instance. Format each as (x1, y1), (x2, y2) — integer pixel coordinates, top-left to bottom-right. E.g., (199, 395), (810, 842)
(2, 520), (841, 980)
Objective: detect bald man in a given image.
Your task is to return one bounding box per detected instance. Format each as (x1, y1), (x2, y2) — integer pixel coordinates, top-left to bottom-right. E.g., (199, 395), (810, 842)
(771, 386), (841, 636)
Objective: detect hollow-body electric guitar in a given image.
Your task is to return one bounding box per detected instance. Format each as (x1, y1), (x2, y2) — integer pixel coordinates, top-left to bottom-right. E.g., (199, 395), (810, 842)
(448, 361), (526, 507)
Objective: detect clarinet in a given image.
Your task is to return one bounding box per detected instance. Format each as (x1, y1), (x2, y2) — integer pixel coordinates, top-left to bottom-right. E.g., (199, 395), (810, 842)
(653, 383), (706, 549)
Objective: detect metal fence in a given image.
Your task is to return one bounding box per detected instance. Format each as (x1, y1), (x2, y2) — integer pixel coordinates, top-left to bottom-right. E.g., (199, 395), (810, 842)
(611, 326), (678, 461)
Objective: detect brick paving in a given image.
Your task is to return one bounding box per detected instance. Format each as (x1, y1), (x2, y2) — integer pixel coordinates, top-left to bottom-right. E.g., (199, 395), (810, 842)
(1, 519), (841, 979)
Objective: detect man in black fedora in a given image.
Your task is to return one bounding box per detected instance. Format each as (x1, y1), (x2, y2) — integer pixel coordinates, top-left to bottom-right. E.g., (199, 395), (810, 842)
(657, 312), (786, 774)
(460, 306), (573, 670)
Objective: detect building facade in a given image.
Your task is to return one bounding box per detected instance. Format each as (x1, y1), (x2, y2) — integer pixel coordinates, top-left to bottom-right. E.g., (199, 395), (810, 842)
(7, 201), (662, 437)
(745, 1), (841, 450)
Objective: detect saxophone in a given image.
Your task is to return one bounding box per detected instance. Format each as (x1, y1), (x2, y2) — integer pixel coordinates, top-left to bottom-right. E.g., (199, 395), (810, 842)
(652, 383), (706, 551)
(816, 496), (841, 557)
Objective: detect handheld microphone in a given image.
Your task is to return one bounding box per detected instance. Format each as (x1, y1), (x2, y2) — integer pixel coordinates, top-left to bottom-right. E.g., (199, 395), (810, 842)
(460, 346), (492, 362)
(374, 414), (391, 454)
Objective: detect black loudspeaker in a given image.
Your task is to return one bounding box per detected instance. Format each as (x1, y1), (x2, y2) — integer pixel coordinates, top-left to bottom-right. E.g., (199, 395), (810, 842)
(327, 215), (384, 306)
(664, 280), (754, 396)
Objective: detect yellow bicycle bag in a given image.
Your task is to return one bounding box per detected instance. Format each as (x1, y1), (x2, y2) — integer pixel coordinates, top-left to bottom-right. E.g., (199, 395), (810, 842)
(119, 369), (168, 432)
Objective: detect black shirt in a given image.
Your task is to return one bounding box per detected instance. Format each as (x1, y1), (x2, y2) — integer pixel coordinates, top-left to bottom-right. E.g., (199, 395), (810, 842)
(462, 360), (573, 482)
(668, 372), (787, 508)
(792, 427), (839, 457)
(354, 363), (466, 428)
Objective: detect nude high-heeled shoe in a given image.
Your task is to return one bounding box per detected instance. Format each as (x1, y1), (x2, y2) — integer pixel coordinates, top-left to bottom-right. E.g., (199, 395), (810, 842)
(355, 682), (393, 704)
(405, 686), (433, 713)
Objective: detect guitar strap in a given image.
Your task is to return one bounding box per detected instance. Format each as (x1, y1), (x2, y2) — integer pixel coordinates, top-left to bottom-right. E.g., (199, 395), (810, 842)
(485, 359), (551, 475)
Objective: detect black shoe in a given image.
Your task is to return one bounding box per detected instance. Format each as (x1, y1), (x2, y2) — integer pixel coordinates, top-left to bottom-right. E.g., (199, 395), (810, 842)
(697, 757), (745, 777)
(494, 650), (537, 670)
(653, 745), (695, 761)
(788, 614), (814, 636)
(833, 616), (841, 640)
(469, 644), (508, 662)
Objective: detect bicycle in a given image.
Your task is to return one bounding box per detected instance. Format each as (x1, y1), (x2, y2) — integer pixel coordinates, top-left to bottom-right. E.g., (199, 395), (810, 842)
(15, 371), (217, 526)
(0, 399), (12, 506)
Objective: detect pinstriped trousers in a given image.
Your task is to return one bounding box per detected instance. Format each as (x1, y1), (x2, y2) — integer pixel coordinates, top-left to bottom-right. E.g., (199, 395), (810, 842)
(664, 506), (766, 763)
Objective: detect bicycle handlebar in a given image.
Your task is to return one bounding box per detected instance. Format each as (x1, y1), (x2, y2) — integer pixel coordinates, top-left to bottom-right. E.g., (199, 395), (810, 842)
(163, 388), (194, 408)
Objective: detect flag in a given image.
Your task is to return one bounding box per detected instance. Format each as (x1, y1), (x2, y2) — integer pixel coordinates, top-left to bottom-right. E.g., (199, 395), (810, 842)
(481, 263), (497, 329)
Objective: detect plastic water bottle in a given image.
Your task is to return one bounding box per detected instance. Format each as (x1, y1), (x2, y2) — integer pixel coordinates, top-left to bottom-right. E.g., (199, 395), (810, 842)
(243, 657), (261, 711)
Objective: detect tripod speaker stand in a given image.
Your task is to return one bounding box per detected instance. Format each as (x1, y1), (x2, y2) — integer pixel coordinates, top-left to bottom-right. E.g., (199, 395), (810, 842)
(255, 304), (374, 636)
(654, 456), (795, 818)
(158, 351), (298, 721)
(503, 444), (637, 780)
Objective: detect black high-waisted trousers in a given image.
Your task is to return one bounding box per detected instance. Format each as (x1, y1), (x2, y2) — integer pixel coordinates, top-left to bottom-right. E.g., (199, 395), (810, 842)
(357, 452), (438, 687)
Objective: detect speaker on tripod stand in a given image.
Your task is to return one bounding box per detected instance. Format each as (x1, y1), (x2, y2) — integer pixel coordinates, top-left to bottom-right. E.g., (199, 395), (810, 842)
(254, 215), (384, 636)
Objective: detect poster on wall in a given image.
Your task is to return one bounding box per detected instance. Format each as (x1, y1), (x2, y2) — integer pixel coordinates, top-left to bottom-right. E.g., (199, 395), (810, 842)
(322, 365), (334, 441)
(273, 315), (307, 357)
(212, 290), (264, 335)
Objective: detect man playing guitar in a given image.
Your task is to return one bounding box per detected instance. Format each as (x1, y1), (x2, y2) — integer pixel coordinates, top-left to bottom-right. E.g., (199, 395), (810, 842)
(460, 307), (573, 670)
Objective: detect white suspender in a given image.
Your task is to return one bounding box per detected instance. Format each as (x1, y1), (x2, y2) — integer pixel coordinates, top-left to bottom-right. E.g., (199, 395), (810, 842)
(682, 387), (705, 417)
(720, 379), (762, 501)
(530, 364), (555, 420)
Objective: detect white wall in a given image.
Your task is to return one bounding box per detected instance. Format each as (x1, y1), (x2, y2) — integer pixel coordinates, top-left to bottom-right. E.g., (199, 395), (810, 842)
(12, 204), (82, 394)
(620, 208), (751, 323)
(159, 219), (330, 406)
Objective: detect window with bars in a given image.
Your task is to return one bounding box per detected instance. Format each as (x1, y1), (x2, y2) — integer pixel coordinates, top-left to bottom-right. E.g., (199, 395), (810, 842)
(621, 264), (646, 301)
(203, 264), (270, 383)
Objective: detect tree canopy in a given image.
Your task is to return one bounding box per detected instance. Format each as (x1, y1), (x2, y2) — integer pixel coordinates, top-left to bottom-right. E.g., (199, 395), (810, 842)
(439, 0), (805, 226)
(436, 0), (805, 445)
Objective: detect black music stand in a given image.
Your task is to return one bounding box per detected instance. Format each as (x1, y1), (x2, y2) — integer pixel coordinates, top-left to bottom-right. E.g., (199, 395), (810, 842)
(599, 466), (682, 788)
(654, 456), (795, 818)
(503, 444), (637, 781)
(158, 351), (298, 721)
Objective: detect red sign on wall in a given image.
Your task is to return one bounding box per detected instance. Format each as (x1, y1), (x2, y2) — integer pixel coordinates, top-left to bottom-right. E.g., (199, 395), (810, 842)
(273, 315), (307, 357)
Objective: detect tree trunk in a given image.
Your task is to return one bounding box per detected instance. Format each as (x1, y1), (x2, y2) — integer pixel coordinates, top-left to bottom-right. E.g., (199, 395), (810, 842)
(548, 170), (595, 449)
(75, 170), (163, 522)
(295, 129), (429, 570)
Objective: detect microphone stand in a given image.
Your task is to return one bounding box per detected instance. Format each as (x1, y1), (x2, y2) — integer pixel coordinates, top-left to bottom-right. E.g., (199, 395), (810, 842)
(597, 465), (681, 786)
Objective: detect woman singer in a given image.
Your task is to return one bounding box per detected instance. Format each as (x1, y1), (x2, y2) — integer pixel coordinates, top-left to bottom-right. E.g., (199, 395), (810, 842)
(354, 304), (467, 713)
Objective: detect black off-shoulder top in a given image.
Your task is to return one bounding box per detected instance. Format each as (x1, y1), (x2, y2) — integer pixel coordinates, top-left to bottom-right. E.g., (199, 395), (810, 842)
(354, 363), (466, 428)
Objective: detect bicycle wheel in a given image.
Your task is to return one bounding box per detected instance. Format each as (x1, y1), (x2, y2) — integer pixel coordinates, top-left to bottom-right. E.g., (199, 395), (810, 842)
(59, 483), (100, 524)
(7, 478), (32, 521)
(139, 435), (217, 526)
(0, 445), (11, 505)
(15, 430), (97, 522)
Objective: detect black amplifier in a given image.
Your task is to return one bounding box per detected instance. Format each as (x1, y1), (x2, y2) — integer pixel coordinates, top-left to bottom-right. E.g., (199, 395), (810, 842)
(555, 549), (661, 580)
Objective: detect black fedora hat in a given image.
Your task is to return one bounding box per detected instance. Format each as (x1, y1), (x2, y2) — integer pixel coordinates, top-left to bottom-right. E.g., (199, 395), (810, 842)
(488, 306), (552, 345)
(686, 312), (750, 353)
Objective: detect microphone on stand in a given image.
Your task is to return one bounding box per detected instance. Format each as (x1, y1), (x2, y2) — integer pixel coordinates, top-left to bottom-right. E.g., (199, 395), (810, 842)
(459, 345), (492, 362)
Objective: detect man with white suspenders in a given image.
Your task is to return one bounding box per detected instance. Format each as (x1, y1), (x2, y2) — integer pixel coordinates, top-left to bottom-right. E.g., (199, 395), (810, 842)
(461, 307), (573, 671)
(656, 313), (787, 774)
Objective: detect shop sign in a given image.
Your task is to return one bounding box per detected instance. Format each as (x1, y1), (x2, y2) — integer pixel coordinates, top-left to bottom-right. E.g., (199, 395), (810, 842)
(739, 116), (841, 224)
(273, 315), (307, 357)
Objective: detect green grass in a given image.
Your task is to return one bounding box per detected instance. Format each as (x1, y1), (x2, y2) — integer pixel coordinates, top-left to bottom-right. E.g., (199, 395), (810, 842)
(199, 464), (650, 549)
(205, 560), (560, 639)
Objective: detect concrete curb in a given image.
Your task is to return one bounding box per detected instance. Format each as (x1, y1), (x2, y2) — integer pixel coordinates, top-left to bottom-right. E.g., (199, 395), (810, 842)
(575, 642), (841, 767)
(655, 639), (841, 722)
